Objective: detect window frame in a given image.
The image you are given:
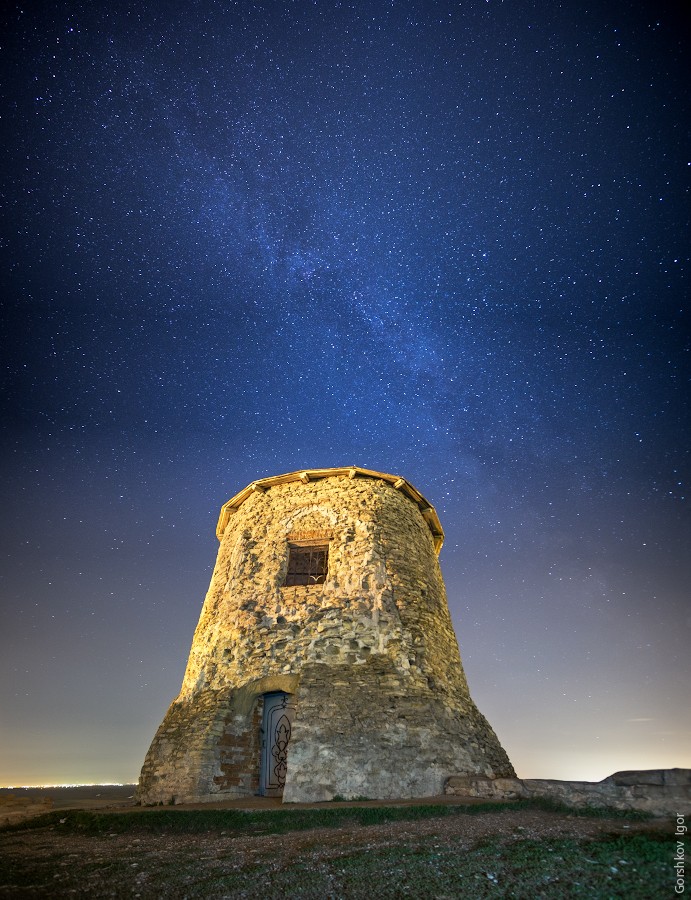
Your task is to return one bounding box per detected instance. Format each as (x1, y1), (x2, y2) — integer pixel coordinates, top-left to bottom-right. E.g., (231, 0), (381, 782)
(283, 540), (329, 587)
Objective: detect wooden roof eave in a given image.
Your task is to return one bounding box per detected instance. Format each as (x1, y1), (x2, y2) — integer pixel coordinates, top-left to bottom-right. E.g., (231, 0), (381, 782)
(215, 466), (444, 553)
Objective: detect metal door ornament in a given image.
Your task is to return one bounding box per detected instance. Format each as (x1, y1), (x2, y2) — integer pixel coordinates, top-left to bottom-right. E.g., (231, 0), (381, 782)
(260, 692), (296, 795)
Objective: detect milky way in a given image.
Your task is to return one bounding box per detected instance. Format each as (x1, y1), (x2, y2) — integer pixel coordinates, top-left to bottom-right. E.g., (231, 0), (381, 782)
(1, 0), (689, 785)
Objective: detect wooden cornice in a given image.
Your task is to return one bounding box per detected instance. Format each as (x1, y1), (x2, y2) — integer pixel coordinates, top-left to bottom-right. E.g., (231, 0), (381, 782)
(215, 467), (444, 553)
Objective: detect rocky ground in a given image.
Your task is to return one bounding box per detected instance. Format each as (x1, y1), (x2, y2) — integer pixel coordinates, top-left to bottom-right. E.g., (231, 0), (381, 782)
(0, 792), (673, 898)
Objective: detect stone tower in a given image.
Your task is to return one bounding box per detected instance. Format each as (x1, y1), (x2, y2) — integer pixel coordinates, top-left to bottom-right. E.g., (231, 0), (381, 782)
(137, 467), (514, 804)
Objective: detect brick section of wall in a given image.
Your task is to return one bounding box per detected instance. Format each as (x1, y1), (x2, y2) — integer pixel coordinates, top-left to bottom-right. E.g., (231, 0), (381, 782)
(136, 472), (514, 805)
(214, 696), (263, 794)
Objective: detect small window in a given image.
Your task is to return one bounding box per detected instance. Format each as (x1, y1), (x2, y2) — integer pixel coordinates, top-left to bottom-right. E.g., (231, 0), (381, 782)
(284, 542), (329, 586)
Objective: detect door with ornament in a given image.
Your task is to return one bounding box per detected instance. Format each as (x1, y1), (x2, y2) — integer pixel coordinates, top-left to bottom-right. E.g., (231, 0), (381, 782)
(260, 692), (296, 796)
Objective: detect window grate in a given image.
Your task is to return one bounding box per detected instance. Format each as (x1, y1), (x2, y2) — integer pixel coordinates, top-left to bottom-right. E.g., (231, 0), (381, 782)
(284, 543), (329, 586)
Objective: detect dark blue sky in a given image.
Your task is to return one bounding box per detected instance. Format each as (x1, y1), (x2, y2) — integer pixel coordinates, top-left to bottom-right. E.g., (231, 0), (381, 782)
(1, 0), (689, 785)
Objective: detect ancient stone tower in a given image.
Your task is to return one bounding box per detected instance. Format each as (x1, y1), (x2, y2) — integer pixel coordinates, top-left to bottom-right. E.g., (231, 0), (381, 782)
(137, 467), (514, 804)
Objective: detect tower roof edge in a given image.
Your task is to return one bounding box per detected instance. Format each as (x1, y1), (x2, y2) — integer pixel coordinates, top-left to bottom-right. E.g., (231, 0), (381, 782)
(215, 466), (444, 553)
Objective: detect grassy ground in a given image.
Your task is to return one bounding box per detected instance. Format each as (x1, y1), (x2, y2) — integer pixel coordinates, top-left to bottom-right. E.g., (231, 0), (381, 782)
(0, 797), (650, 835)
(0, 800), (673, 898)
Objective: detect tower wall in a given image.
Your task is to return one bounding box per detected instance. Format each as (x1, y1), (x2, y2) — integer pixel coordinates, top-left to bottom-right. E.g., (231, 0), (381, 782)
(137, 470), (514, 804)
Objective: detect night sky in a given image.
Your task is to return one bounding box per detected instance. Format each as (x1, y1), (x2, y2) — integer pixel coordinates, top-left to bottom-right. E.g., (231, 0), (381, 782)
(1, 1), (689, 787)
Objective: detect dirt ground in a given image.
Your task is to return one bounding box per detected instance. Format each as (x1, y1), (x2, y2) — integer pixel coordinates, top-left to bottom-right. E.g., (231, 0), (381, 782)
(0, 787), (673, 899)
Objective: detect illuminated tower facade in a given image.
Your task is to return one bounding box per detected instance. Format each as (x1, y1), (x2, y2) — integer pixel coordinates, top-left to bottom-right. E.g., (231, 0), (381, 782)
(137, 467), (514, 804)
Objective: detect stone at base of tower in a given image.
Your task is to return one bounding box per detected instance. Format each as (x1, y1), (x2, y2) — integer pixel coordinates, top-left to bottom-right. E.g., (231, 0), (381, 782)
(282, 659), (513, 803)
(136, 468), (515, 805)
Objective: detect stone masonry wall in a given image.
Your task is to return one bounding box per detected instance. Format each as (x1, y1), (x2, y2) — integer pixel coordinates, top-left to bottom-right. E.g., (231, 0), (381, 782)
(445, 769), (691, 817)
(284, 658), (513, 802)
(137, 471), (514, 805)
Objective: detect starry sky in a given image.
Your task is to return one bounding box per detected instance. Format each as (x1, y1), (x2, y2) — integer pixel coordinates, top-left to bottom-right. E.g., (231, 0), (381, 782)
(1, 0), (689, 787)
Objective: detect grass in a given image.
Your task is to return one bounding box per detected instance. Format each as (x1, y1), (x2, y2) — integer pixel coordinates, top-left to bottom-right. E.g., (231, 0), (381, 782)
(0, 800), (670, 898)
(0, 828), (670, 898)
(0, 797), (650, 837)
(189, 833), (669, 899)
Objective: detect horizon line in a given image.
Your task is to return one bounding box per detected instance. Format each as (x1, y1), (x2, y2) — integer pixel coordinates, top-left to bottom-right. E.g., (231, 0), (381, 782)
(0, 782), (137, 790)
